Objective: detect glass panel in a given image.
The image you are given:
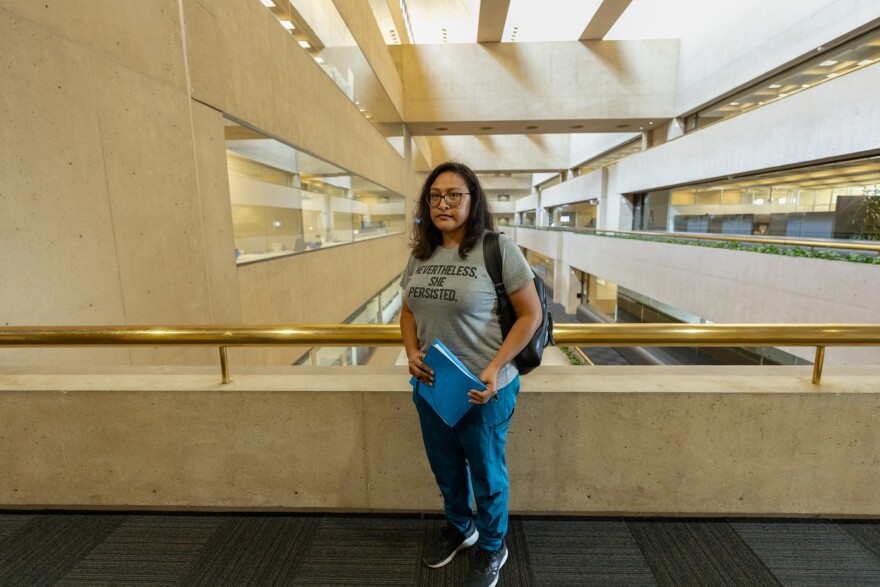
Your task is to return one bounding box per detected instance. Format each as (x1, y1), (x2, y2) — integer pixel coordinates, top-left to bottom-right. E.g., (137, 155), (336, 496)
(225, 120), (406, 265)
(634, 155), (880, 240)
(553, 201), (598, 228)
(296, 274), (405, 366)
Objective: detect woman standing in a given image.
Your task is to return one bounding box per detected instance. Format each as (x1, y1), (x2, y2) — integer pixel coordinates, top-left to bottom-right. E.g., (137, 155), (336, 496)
(399, 161), (541, 587)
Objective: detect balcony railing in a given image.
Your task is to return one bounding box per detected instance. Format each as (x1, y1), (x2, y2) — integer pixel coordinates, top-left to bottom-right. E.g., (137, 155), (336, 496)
(517, 225), (880, 255)
(2, 324), (879, 386)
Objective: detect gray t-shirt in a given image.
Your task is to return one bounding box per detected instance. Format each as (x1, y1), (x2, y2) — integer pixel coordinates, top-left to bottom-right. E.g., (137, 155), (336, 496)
(400, 232), (534, 388)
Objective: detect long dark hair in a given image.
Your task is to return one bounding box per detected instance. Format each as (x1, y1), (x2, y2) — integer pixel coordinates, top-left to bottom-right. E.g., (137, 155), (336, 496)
(411, 161), (496, 260)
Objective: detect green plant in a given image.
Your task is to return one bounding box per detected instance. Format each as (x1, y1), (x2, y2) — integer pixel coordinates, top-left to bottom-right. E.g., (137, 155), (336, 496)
(857, 196), (880, 241)
(559, 346), (585, 366)
(575, 230), (880, 264)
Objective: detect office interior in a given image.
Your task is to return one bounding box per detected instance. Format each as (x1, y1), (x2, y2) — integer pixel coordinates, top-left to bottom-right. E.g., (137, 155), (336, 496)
(2, 0), (880, 554)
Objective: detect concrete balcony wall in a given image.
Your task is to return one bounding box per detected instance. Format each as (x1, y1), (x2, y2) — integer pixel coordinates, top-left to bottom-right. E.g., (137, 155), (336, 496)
(541, 169), (604, 209)
(515, 227), (880, 365)
(675, 0), (880, 116)
(513, 227), (559, 261)
(2, 365), (878, 516)
(515, 194), (539, 213)
(615, 63), (880, 196)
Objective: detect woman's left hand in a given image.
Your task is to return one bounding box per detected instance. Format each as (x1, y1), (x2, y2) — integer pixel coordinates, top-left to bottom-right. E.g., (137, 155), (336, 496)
(469, 366), (500, 404)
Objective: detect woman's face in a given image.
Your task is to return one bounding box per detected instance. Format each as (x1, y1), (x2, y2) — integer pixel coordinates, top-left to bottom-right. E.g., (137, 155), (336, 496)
(428, 171), (472, 238)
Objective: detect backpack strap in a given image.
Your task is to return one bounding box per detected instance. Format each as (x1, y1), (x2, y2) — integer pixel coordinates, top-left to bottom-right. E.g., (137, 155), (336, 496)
(482, 232), (507, 300)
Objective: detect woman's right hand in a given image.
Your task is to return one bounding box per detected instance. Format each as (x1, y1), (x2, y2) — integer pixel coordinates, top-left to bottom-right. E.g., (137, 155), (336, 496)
(408, 349), (434, 386)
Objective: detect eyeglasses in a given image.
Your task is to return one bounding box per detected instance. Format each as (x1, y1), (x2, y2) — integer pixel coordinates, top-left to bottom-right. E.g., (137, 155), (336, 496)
(427, 192), (469, 207)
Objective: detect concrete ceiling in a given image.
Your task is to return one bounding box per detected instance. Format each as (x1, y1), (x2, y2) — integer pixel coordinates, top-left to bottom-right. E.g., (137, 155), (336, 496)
(371, 0), (665, 45)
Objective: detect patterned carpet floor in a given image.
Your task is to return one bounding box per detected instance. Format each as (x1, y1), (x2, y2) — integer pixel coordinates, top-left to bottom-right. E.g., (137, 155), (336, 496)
(1, 512), (879, 586)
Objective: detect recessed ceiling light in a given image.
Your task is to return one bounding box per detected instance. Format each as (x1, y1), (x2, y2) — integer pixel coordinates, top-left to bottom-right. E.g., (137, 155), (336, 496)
(768, 84), (781, 89)
(729, 102), (740, 106)
(435, 127), (448, 131)
(826, 73), (839, 78)
(526, 125), (538, 130)
(480, 126), (494, 130)
(758, 101), (765, 105)
(280, 20), (295, 30)
(819, 60), (838, 66)
(857, 59), (873, 66)
(570, 124), (584, 129)
(260, 0), (275, 6)
(801, 84), (810, 88)
(365, 115), (371, 119)
(778, 93), (787, 98)
(615, 124), (629, 129)
(299, 41), (311, 48)
(314, 57), (325, 63)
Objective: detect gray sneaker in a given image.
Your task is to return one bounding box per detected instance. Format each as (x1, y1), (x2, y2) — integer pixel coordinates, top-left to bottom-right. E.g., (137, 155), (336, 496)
(464, 542), (508, 587)
(423, 521), (479, 568)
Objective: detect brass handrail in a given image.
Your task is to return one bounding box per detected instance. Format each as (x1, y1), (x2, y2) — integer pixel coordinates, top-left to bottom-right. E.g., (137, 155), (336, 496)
(519, 225), (880, 254)
(2, 323), (878, 385)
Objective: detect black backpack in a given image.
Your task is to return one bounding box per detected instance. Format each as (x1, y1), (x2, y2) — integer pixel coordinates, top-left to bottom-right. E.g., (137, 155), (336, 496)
(483, 232), (555, 375)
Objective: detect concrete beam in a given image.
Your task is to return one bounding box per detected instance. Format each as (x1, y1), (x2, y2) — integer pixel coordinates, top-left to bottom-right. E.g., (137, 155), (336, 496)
(477, 0), (511, 43)
(401, 40), (677, 135)
(386, 0), (411, 44)
(580, 0), (633, 41)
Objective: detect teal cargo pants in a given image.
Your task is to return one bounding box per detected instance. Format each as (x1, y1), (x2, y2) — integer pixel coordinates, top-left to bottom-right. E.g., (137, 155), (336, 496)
(414, 375), (519, 551)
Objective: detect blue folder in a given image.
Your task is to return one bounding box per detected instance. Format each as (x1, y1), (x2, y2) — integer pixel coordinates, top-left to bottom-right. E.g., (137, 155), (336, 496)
(410, 340), (487, 427)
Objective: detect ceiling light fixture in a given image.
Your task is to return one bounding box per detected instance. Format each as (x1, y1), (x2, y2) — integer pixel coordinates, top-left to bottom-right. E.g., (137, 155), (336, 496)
(801, 84), (810, 88)
(280, 20), (295, 30)
(299, 41), (311, 48)
(819, 60), (838, 66)
(768, 84), (781, 89)
(260, 0), (275, 6)
(729, 102), (740, 106)
(435, 127), (448, 131)
(314, 57), (325, 63)
(826, 73), (839, 78)
(857, 59), (873, 66)
(526, 125), (538, 130)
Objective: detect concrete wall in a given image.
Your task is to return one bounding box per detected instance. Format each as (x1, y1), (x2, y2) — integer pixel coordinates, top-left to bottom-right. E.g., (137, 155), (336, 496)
(235, 233), (409, 366)
(675, 0), (880, 115)
(617, 63), (880, 196)
(541, 169), (605, 208)
(2, 365), (878, 516)
(515, 228), (880, 365)
(0, 1), (415, 367)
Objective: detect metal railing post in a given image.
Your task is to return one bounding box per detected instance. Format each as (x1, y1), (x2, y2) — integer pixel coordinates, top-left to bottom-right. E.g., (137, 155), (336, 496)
(812, 346), (825, 385)
(220, 346), (230, 384)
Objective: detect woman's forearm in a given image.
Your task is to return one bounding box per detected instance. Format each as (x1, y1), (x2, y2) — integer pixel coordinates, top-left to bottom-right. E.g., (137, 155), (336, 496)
(400, 305), (421, 359)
